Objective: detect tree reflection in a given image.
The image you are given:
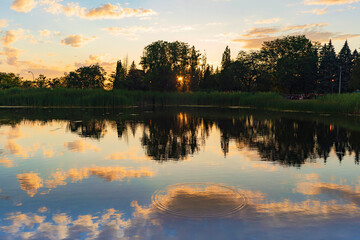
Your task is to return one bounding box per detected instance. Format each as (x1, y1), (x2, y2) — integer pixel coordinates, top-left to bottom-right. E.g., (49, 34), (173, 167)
(67, 120), (106, 139)
(2, 108), (360, 166)
(140, 113), (203, 161)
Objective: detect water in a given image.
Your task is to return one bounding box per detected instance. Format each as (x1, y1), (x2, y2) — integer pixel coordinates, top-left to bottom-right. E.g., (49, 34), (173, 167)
(0, 107), (360, 240)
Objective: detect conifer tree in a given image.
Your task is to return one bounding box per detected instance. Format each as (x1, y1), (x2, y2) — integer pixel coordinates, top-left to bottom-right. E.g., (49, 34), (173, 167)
(113, 60), (126, 89)
(318, 40), (338, 93)
(338, 40), (353, 92)
(220, 46), (233, 91)
(353, 49), (359, 61)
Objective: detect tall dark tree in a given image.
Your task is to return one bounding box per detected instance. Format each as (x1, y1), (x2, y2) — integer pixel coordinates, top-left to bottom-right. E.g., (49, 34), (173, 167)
(126, 61), (145, 90)
(353, 49), (359, 61)
(189, 46), (200, 91)
(338, 40), (353, 92)
(318, 40), (338, 93)
(349, 58), (360, 91)
(220, 46), (233, 91)
(113, 60), (126, 90)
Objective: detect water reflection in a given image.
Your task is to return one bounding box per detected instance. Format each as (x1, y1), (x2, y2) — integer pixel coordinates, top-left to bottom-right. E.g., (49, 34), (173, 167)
(2, 182), (360, 240)
(1, 108), (360, 166)
(67, 120), (107, 139)
(1, 108), (360, 239)
(16, 167), (154, 197)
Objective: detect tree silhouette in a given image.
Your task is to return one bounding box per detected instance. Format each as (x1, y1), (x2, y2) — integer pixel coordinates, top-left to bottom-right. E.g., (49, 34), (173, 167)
(318, 40), (338, 93)
(339, 40), (353, 92)
(65, 64), (105, 89)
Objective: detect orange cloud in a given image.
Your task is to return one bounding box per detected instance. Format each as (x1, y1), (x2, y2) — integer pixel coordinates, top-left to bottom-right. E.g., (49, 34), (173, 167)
(304, 0), (359, 5)
(60, 35), (97, 47)
(0, 19), (8, 28)
(232, 23), (360, 49)
(10, 0), (37, 13)
(1, 47), (20, 65)
(41, 1), (157, 20)
(254, 18), (280, 25)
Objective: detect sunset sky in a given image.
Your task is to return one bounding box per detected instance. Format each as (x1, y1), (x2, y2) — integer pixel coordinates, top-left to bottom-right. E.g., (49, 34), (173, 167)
(0, 0), (359, 78)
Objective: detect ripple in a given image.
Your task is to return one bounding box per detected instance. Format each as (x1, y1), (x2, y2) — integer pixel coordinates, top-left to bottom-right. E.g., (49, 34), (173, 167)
(152, 183), (247, 219)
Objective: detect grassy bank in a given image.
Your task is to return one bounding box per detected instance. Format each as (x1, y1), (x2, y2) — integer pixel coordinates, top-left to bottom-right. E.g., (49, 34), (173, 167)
(1, 88), (360, 115)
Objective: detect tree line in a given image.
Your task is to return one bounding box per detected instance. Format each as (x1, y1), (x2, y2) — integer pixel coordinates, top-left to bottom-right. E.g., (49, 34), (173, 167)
(1, 35), (360, 94)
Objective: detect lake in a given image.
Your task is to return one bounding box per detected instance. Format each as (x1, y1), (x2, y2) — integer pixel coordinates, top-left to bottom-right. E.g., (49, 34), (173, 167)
(0, 107), (360, 240)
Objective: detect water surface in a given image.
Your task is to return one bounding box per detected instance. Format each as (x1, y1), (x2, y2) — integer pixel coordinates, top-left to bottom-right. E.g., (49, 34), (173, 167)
(0, 107), (360, 240)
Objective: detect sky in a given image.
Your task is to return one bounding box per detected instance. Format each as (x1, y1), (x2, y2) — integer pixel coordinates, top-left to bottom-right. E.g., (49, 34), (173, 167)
(0, 0), (359, 79)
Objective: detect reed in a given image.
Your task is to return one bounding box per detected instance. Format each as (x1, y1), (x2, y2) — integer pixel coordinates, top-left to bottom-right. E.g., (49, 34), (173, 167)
(0, 88), (360, 115)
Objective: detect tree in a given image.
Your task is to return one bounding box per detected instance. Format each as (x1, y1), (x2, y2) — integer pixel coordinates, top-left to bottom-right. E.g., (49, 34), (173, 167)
(189, 46), (201, 91)
(141, 40), (201, 91)
(0, 72), (21, 89)
(35, 74), (49, 88)
(49, 77), (66, 88)
(261, 35), (318, 94)
(219, 46), (233, 91)
(221, 46), (231, 70)
(65, 64), (106, 89)
(113, 60), (126, 89)
(338, 40), (353, 92)
(354, 49), (359, 61)
(318, 40), (338, 93)
(126, 61), (145, 90)
(349, 58), (360, 91)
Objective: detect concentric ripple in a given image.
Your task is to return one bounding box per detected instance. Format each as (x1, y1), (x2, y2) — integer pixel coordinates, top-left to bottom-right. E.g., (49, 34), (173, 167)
(152, 183), (247, 219)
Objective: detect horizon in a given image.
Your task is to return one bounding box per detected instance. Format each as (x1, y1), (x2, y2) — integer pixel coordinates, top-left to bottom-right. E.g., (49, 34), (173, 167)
(1, 0), (360, 79)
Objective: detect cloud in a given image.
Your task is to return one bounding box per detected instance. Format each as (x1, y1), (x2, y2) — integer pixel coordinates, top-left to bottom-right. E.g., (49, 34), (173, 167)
(242, 27), (280, 38)
(232, 23), (360, 49)
(255, 18), (280, 25)
(103, 26), (152, 39)
(40, 1), (157, 20)
(17, 172), (44, 197)
(0, 19), (8, 28)
(304, 0), (359, 5)
(1, 29), (25, 46)
(304, 7), (328, 14)
(74, 54), (116, 73)
(60, 34), (96, 47)
(39, 29), (51, 37)
(11, 0), (37, 13)
(63, 140), (100, 153)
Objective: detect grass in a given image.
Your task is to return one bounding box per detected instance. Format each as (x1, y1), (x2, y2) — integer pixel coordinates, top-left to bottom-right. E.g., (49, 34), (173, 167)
(1, 88), (360, 115)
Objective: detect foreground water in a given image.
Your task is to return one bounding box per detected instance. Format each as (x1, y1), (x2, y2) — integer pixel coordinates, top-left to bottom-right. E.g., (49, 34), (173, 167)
(0, 107), (360, 240)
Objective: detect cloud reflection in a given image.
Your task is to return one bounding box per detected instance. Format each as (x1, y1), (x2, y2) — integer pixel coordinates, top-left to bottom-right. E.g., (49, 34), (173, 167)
(17, 172), (44, 197)
(63, 140), (100, 153)
(2, 184), (360, 239)
(17, 167), (154, 197)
